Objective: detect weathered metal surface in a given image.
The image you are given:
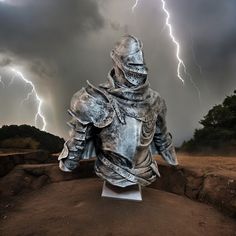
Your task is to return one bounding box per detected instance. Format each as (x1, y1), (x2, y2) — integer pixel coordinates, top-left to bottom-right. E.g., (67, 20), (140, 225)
(58, 35), (178, 187)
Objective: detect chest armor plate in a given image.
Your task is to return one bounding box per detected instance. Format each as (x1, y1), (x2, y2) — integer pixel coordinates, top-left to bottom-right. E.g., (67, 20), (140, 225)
(98, 114), (156, 165)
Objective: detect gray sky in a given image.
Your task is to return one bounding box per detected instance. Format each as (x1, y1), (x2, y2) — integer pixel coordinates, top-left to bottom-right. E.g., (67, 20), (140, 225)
(0, 0), (236, 146)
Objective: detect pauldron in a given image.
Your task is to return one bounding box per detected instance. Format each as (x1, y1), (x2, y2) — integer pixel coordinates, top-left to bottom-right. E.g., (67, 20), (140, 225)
(58, 82), (115, 171)
(69, 82), (115, 128)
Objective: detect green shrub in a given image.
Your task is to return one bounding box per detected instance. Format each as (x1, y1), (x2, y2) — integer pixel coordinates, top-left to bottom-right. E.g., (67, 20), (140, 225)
(181, 90), (236, 154)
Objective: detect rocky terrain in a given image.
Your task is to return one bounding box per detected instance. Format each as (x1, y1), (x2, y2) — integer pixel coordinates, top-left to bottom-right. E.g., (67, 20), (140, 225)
(0, 149), (56, 177)
(0, 150), (235, 236)
(151, 154), (236, 217)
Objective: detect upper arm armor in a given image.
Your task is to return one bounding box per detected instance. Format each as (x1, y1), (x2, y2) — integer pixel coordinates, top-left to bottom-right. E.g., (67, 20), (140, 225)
(69, 81), (115, 128)
(151, 97), (178, 165)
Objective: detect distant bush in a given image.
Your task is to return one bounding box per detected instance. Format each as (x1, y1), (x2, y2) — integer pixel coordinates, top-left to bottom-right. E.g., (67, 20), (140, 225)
(181, 90), (236, 155)
(0, 137), (40, 149)
(0, 124), (64, 153)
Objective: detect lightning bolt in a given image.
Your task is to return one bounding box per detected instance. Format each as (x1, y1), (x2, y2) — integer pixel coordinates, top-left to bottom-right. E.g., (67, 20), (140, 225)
(132, 0), (184, 83)
(159, 0), (201, 101)
(0, 67), (47, 130)
(132, 0), (202, 101)
(132, 0), (139, 12)
(10, 67), (47, 130)
(160, 0), (185, 84)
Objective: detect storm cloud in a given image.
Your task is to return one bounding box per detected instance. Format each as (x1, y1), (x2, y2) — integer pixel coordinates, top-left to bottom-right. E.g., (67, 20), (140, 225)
(0, 0), (236, 146)
(0, 0), (103, 55)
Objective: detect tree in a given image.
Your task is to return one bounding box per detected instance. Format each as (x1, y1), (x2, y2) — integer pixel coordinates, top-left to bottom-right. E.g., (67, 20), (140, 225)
(181, 90), (236, 154)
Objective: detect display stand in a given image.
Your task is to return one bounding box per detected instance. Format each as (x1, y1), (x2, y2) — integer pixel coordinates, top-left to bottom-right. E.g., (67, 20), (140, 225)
(101, 181), (142, 201)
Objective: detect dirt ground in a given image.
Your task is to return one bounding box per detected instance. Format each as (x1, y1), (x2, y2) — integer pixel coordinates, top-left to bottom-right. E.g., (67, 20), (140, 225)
(156, 153), (236, 173)
(0, 178), (236, 236)
(0, 151), (235, 236)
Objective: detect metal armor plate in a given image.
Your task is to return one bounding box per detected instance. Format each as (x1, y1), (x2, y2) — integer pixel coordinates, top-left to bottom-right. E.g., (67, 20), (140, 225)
(98, 114), (156, 166)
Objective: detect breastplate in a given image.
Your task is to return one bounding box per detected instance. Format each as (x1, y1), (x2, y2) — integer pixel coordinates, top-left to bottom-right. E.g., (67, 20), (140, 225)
(98, 113), (156, 165)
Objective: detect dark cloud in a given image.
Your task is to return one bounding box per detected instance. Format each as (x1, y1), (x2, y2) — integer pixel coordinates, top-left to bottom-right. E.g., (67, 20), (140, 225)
(0, 0), (104, 57)
(0, 56), (12, 67)
(168, 0), (236, 81)
(0, 0), (105, 137)
(0, 0), (235, 146)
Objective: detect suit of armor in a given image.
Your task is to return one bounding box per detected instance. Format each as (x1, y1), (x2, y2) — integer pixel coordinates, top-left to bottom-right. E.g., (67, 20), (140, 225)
(58, 35), (178, 187)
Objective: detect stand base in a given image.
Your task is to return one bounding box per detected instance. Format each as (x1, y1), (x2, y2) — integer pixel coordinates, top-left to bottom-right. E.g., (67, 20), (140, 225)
(101, 181), (142, 201)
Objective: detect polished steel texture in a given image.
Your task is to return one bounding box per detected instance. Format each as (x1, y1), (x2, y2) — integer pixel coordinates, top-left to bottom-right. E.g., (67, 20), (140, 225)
(58, 35), (178, 187)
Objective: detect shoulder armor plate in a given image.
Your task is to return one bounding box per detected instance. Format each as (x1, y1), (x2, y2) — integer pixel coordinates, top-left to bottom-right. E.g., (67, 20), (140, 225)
(69, 82), (115, 128)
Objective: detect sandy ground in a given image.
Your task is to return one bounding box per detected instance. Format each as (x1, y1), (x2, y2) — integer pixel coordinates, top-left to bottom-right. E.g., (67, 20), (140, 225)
(0, 178), (236, 236)
(156, 153), (236, 172)
(1, 148), (235, 171)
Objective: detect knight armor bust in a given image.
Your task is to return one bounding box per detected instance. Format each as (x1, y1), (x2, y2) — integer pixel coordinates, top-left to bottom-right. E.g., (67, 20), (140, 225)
(58, 35), (178, 187)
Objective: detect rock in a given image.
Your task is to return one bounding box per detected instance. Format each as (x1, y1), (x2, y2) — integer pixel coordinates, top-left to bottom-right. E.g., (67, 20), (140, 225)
(0, 160), (96, 197)
(199, 171), (236, 217)
(183, 168), (204, 199)
(149, 164), (186, 195)
(0, 168), (33, 196)
(20, 151), (49, 164)
(0, 150), (56, 177)
(0, 155), (15, 177)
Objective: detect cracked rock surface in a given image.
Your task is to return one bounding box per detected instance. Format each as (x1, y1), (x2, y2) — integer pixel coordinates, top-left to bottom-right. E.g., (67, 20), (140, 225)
(151, 154), (236, 217)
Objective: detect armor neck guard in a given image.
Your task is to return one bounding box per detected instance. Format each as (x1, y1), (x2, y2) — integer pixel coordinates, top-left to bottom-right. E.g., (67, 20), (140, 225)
(99, 69), (163, 121)
(100, 69), (151, 102)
